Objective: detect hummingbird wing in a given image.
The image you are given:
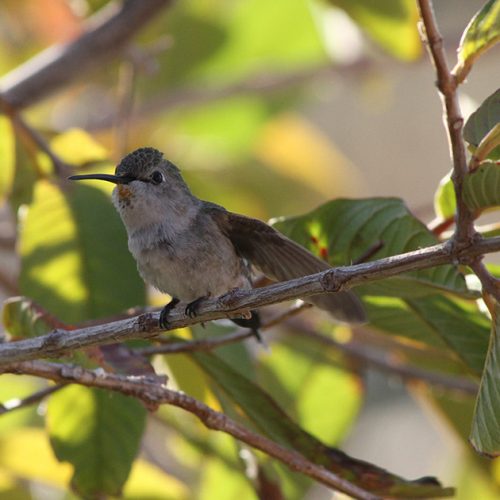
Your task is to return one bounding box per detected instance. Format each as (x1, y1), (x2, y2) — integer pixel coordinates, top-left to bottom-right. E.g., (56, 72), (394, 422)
(210, 207), (366, 323)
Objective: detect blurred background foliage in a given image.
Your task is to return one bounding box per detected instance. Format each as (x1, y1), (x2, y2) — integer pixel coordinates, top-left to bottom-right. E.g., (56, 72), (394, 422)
(0, 0), (499, 499)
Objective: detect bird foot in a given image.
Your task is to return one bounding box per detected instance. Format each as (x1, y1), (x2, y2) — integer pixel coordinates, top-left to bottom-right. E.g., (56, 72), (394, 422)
(185, 295), (210, 318)
(159, 298), (180, 330)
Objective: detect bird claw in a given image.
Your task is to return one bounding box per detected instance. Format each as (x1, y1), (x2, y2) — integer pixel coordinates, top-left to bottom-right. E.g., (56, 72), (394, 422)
(159, 298), (180, 330)
(185, 296), (207, 318)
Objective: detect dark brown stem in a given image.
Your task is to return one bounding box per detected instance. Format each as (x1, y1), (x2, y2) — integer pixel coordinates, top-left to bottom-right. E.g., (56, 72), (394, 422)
(1, 360), (379, 500)
(417, 0), (476, 245)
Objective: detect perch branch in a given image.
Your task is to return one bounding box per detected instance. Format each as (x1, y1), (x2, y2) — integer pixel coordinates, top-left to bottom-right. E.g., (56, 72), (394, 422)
(1, 360), (379, 500)
(1, 237), (500, 365)
(0, 0), (171, 109)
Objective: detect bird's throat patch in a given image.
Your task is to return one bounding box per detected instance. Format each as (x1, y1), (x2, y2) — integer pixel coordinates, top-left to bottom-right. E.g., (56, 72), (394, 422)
(117, 185), (133, 199)
(117, 185), (134, 207)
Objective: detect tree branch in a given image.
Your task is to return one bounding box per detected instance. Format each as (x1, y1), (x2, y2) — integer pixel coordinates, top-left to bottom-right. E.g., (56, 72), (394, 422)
(0, 0), (171, 109)
(417, 0), (475, 245)
(1, 237), (500, 365)
(1, 360), (380, 500)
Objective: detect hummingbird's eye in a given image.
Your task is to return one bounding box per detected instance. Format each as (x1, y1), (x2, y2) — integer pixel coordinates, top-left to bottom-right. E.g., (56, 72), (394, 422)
(150, 171), (164, 185)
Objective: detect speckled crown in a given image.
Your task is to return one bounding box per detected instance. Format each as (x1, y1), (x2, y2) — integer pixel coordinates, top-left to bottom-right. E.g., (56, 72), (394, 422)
(116, 147), (164, 176)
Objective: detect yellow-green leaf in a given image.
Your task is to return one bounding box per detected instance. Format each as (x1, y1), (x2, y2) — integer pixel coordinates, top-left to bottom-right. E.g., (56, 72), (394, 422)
(327, 0), (421, 60)
(454, 0), (500, 83)
(19, 180), (144, 324)
(47, 385), (146, 497)
(0, 115), (15, 201)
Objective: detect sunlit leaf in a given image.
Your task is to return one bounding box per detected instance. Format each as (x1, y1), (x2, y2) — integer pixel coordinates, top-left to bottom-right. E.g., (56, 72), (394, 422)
(123, 459), (188, 500)
(470, 303), (500, 457)
(50, 128), (108, 166)
(0, 427), (72, 488)
(259, 338), (361, 445)
(272, 197), (470, 298)
(454, 0), (500, 82)
(10, 141), (38, 211)
(463, 88), (500, 161)
(0, 115), (15, 201)
(456, 459), (500, 500)
(47, 385), (146, 497)
(327, 0), (421, 60)
(198, 438), (256, 500)
(19, 180), (144, 323)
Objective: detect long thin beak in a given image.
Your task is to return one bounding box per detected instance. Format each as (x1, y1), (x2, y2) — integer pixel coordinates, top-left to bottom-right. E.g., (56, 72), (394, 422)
(68, 173), (135, 184)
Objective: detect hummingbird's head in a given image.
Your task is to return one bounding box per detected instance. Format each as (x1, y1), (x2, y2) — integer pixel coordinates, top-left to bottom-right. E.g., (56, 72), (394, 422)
(69, 147), (197, 230)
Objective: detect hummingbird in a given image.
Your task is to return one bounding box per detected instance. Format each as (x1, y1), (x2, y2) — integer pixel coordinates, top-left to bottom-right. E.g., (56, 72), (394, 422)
(69, 148), (365, 338)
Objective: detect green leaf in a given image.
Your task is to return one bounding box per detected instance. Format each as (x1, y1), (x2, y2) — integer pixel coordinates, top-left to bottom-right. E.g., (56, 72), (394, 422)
(10, 140), (38, 211)
(0, 115), (15, 201)
(272, 197), (470, 298)
(463, 161), (500, 212)
(407, 295), (490, 374)
(463, 88), (500, 161)
(47, 386), (146, 497)
(19, 180), (144, 323)
(470, 303), (500, 457)
(327, 0), (421, 60)
(454, 0), (500, 82)
(2, 296), (64, 339)
(191, 351), (453, 497)
(434, 171), (456, 220)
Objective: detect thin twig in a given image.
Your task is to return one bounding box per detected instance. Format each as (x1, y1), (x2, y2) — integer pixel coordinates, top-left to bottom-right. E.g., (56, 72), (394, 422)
(136, 329), (255, 356)
(287, 319), (479, 395)
(0, 383), (65, 415)
(0, 96), (70, 177)
(469, 258), (500, 302)
(1, 360), (380, 500)
(417, 0), (476, 245)
(1, 236), (500, 365)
